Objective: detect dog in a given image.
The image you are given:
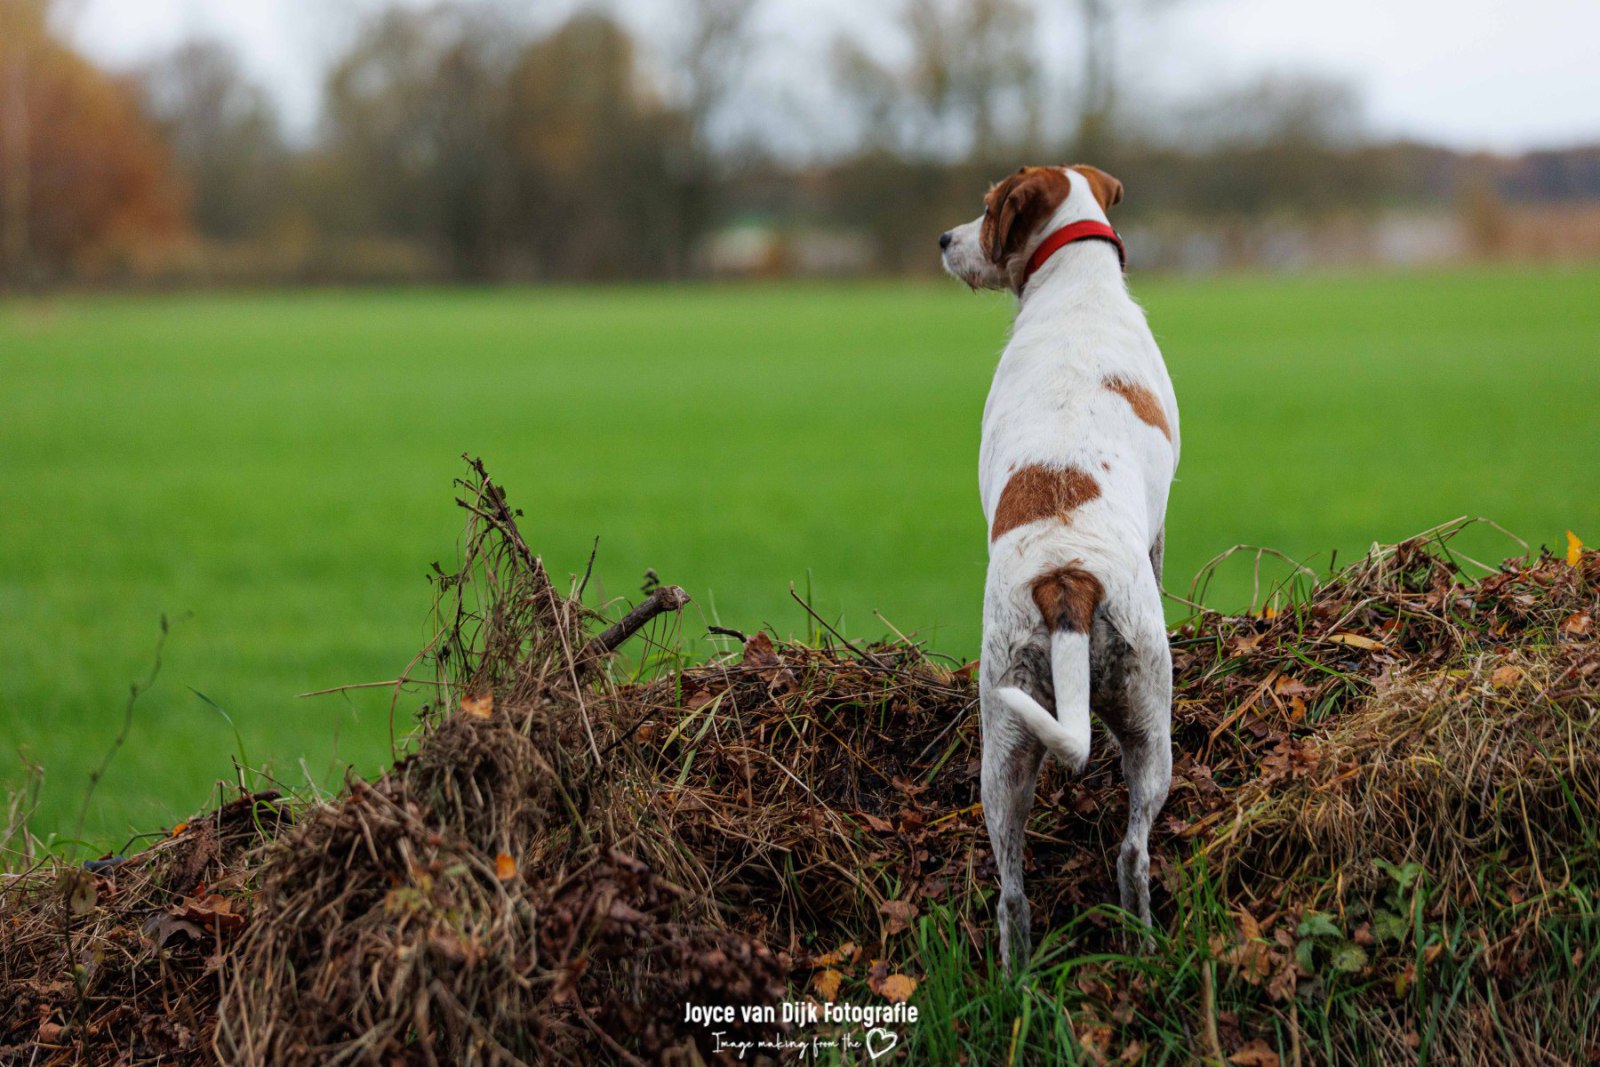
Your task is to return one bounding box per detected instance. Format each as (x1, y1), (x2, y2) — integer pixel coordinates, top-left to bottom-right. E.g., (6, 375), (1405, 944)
(940, 164), (1178, 969)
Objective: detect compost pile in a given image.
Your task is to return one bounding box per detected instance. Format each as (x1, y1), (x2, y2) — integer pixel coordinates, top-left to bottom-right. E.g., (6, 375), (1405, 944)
(2, 460), (1596, 1065)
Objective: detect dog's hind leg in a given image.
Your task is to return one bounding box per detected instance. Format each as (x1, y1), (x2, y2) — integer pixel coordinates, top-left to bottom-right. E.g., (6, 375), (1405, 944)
(980, 678), (1045, 974)
(1096, 570), (1173, 944)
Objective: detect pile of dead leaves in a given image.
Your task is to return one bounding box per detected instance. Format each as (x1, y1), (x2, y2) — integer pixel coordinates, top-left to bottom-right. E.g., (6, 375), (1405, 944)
(209, 461), (788, 1067)
(629, 526), (1596, 1061)
(2, 457), (1595, 1065)
(0, 792), (289, 1064)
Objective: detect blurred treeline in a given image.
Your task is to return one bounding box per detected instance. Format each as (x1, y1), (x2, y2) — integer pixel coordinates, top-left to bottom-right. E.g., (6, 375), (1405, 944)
(3, 0), (1599, 289)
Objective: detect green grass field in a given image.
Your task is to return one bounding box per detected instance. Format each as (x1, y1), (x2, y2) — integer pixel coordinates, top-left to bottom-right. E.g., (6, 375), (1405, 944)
(4, 265), (1599, 848)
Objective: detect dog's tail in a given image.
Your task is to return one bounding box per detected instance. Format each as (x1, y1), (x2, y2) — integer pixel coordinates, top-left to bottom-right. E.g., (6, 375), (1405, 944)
(996, 630), (1091, 774)
(996, 564), (1103, 775)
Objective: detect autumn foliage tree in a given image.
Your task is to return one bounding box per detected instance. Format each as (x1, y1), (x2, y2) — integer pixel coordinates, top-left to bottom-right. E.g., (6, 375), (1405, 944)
(0, 1), (186, 287)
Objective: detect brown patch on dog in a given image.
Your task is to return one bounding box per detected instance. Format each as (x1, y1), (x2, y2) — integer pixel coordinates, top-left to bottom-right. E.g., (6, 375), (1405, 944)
(990, 464), (1101, 542)
(981, 167), (1073, 264)
(1030, 565), (1105, 633)
(1069, 164), (1124, 212)
(1104, 376), (1172, 441)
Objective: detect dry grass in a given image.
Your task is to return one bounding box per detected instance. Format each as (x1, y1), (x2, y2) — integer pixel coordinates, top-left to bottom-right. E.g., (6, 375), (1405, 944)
(0, 791), (290, 1063)
(2, 461), (1596, 1065)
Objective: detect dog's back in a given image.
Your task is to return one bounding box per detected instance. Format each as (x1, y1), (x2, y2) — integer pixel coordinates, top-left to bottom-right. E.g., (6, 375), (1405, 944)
(940, 164), (1178, 968)
(979, 259), (1178, 561)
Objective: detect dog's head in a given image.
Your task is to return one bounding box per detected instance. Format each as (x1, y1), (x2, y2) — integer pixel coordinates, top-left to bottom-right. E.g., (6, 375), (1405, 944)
(940, 164), (1123, 292)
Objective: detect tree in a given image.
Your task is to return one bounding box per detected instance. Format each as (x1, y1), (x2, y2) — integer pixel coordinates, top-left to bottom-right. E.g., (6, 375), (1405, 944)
(320, 3), (516, 277)
(1065, 0), (1192, 158)
(0, 0), (185, 286)
(136, 39), (288, 241)
(1073, 0), (1115, 157)
(833, 0), (1040, 163)
(1169, 75), (1371, 216)
(1, 1), (45, 288)
(829, 0), (1040, 270)
(314, 5), (716, 281)
(676, 0), (757, 156)
(502, 12), (690, 278)
(667, 0), (759, 275)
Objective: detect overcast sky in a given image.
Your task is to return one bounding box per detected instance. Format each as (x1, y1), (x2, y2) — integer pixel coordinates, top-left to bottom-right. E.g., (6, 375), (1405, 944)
(68, 0), (1600, 153)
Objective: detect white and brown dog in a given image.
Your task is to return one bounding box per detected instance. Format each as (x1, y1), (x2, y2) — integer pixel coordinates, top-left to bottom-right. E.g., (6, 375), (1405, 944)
(941, 165), (1178, 967)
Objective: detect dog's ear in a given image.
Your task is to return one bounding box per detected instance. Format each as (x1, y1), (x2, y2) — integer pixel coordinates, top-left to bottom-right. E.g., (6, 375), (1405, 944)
(1070, 164), (1124, 212)
(981, 172), (1024, 263)
(983, 168), (1070, 263)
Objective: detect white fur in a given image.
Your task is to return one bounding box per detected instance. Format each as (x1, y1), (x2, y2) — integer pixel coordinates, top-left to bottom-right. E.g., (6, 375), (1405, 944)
(943, 168), (1179, 969)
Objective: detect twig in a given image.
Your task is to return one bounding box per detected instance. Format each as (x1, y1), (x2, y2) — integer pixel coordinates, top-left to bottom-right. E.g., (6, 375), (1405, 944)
(872, 609), (922, 651)
(1162, 587), (1212, 614)
(298, 678), (443, 698)
(912, 706), (974, 766)
(577, 585), (692, 674)
(789, 583), (885, 666)
(1188, 544), (1319, 613)
(570, 997), (648, 1067)
(578, 536), (600, 599)
(459, 454), (547, 583)
(76, 614), (173, 841)
(1204, 668), (1281, 761)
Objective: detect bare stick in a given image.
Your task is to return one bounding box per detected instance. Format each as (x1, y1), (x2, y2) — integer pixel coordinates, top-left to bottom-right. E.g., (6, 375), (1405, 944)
(577, 585), (691, 673)
(789, 582), (884, 666)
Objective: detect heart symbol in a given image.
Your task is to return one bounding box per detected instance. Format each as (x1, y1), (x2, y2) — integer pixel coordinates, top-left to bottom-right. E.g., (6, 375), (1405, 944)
(866, 1027), (899, 1059)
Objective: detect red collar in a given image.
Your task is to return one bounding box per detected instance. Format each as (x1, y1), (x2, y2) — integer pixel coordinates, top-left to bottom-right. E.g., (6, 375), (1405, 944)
(1022, 220), (1125, 289)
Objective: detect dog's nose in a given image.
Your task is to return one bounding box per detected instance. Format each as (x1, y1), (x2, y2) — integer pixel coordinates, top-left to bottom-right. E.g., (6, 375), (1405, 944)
(939, 231), (952, 250)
